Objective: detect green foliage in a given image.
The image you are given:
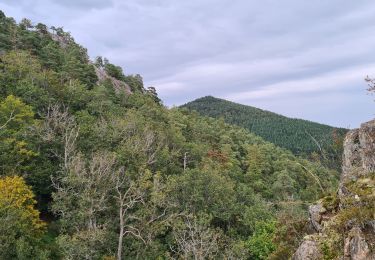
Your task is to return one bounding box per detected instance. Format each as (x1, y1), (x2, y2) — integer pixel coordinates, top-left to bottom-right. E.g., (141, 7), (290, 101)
(269, 204), (310, 259)
(247, 220), (276, 260)
(0, 17), (97, 92)
(333, 174), (375, 231)
(182, 96), (347, 169)
(321, 194), (340, 212)
(321, 236), (341, 260)
(104, 60), (125, 81)
(0, 95), (37, 175)
(0, 95), (34, 131)
(168, 168), (236, 221)
(0, 11), (16, 51)
(314, 173), (374, 259)
(0, 176), (49, 259)
(123, 74), (144, 92)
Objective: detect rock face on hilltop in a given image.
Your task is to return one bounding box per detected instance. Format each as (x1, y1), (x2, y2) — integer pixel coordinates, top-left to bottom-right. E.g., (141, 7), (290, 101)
(293, 120), (375, 260)
(94, 67), (132, 95)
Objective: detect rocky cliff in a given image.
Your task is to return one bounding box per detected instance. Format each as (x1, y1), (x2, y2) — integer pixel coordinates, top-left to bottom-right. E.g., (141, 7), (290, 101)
(293, 120), (375, 260)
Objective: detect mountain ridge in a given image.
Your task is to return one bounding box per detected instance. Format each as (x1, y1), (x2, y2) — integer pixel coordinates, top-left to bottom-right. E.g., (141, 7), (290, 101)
(182, 96), (348, 168)
(186, 95), (344, 128)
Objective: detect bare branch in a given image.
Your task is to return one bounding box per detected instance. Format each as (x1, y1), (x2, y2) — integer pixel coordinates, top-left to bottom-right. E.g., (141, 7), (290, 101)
(0, 109), (15, 131)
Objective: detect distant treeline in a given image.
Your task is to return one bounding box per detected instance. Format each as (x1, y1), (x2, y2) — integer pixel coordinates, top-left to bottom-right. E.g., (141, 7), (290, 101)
(182, 96), (348, 169)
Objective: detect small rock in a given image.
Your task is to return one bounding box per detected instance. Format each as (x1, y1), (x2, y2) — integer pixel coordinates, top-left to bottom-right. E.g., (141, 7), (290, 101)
(309, 203), (326, 232)
(292, 237), (323, 260)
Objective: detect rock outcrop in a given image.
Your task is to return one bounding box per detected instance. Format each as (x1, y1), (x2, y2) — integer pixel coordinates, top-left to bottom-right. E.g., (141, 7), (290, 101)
(94, 67), (132, 95)
(340, 120), (375, 203)
(293, 120), (375, 260)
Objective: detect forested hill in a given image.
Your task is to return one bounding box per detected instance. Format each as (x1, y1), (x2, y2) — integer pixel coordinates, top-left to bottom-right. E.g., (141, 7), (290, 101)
(0, 10), (340, 259)
(182, 96), (348, 161)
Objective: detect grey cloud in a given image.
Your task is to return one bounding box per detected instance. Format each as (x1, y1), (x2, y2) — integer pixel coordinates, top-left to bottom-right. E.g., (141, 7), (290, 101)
(2, 0), (113, 10)
(0, 0), (374, 127)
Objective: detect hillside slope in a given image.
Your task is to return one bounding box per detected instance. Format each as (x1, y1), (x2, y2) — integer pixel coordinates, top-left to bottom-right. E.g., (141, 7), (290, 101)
(0, 11), (340, 259)
(182, 96), (348, 166)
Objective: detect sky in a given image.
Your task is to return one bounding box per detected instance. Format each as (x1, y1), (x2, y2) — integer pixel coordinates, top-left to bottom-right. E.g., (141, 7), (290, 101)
(1, 0), (374, 128)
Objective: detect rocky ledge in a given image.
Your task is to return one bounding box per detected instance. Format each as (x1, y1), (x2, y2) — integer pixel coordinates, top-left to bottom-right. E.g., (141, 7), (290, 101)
(293, 120), (375, 260)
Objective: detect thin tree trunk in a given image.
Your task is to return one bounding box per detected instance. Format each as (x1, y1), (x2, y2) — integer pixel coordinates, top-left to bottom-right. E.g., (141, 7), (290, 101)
(117, 204), (124, 260)
(183, 152), (188, 172)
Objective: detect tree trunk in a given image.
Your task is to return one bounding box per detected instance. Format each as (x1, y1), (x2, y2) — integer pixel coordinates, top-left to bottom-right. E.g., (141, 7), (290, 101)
(117, 205), (124, 260)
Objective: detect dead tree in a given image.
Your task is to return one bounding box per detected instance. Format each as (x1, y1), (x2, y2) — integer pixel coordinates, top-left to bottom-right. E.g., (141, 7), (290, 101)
(39, 104), (79, 171)
(172, 214), (220, 260)
(114, 169), (149, 260)
(52, 151), (117, 231)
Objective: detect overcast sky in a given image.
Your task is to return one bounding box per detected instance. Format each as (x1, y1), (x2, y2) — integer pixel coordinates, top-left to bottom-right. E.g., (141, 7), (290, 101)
(1, 0), (375, 128)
